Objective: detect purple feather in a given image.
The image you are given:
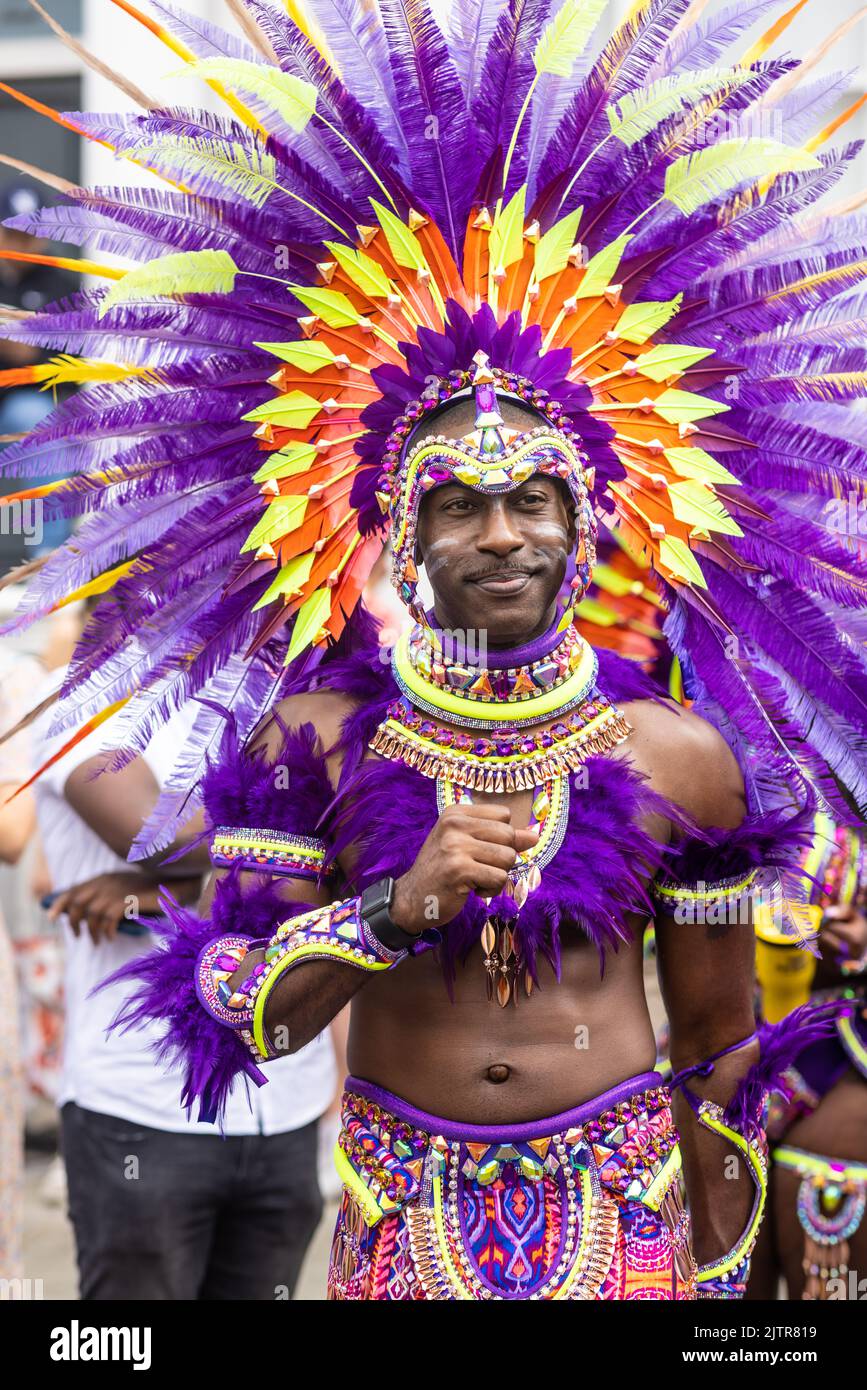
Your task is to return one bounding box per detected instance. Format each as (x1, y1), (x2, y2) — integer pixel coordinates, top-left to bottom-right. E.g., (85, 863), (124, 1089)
(723, 1001), (850, 1142)
(377, 0), (475, 256)
(103, 876), (309, 1125)
(470, 0), (552, 200)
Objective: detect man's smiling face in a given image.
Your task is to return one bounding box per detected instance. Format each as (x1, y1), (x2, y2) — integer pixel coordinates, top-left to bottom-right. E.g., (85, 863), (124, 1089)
(413, 399), (577, 647)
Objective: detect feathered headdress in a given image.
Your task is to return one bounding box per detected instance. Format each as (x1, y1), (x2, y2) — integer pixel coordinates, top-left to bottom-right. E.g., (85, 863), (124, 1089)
(2, 0), (867, 852)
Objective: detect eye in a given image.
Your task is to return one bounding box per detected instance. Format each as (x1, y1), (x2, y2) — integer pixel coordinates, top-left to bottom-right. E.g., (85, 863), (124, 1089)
(517, 490), (549, 506)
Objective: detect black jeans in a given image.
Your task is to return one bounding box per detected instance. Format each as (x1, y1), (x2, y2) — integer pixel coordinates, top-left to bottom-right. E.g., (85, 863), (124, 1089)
(61, 1102), (323, 1300)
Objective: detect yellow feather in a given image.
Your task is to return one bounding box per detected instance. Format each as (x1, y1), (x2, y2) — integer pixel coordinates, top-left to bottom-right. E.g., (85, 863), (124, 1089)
(663, 139), (820, 216)
(56, 560), (137, 609)
(286, 587), (332, 663)
(658, 535), (708, 588)
(254, 341), (336, 372)
(242, 391), (322, 427)
(185, 58), (317, 134)
(576, 234), (631, 299)
(242, 496), (309, 553)
(323, 242), (393, 299)
(615, 294), (683, 345)
(533, 208), (583, 282)
(34, 355), (157, 388)
(98, 249), (238, 319)
(653, 388), (729, 424)
(253, 552), (315, 610)
(283, 0), (341, 75)
(488, 187), (527, 273)
(667, 480), (743, 537)
(534, 0), (607, 76)
(253, 444), (318, 484)
(632, 344), (712, 381)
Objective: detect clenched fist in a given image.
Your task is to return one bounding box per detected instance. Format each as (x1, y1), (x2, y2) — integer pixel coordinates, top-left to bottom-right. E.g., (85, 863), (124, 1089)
(390, 802), (540, 935)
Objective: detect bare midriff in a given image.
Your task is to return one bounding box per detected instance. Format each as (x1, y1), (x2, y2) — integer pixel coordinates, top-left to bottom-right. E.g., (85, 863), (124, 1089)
(347, 917), (657, 1123)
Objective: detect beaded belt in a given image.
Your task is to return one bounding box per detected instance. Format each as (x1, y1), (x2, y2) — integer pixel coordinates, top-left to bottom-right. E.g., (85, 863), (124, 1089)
(330, 1073), (694, 1300)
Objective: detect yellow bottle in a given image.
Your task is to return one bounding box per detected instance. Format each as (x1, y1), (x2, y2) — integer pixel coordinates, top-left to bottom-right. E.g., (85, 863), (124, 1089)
(754, 904), (820, 1023)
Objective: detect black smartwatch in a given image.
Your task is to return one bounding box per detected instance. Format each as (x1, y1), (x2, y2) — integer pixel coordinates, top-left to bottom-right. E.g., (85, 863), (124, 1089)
(359, 877), (419, 953)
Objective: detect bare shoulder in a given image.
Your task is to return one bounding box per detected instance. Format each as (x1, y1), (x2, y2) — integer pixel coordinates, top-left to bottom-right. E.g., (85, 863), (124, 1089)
(247, 687), (358, 765)
(619, 696), (746, 830)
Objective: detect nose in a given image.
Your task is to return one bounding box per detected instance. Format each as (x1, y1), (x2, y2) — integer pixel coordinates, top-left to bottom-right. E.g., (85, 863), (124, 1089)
(474, 497), (525, 557)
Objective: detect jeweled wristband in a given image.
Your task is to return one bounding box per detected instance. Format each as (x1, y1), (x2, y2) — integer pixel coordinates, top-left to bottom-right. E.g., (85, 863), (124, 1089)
(251, 897), (408, 1059)
(209, 826), (336, 879)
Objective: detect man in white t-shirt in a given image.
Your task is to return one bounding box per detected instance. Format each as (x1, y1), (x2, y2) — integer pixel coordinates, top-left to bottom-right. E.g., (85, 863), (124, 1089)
(33, 680), (336, 1300)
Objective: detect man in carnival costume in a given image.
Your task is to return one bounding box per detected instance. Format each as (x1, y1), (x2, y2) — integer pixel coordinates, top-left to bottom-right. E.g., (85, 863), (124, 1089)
(1, 0), (866, 1301)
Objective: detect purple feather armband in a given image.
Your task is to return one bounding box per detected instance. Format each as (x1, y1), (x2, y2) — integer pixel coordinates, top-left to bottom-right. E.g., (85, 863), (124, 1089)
(100, 873), (311, 1126)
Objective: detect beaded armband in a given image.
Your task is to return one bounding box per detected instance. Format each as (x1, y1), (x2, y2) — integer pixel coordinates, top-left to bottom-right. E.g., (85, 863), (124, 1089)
(209, 825), (337, 880)
(651, 868), (757, 919)
(195, 896), (412, 1064)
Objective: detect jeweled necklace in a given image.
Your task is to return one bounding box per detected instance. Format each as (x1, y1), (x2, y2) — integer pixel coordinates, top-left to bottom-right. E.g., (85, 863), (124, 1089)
(369, 608), (633, 1005)
(438, 776), (570, 1006)
(391, 613), (597, 726)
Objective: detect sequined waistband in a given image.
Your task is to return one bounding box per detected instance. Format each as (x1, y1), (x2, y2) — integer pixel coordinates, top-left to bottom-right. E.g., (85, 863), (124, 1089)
(336, 1071), (680, 1226)
(343, 1069), (666, 1143)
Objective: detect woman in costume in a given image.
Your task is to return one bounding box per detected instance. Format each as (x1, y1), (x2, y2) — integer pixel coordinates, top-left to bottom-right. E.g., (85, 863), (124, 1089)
(746, 815), (867, 1300)
(1, 0), (866, 1300)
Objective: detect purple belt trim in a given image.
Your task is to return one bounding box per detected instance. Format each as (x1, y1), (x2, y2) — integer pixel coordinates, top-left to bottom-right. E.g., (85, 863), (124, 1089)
(343, 1068), (665, 1143)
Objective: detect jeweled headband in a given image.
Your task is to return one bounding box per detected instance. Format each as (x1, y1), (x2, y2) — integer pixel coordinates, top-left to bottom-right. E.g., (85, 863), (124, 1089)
(384, 352), (598, 626)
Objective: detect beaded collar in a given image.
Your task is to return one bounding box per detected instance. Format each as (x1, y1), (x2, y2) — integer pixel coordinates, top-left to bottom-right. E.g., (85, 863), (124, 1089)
(371, 610), (632, 791)
(391, 615), (598, 727)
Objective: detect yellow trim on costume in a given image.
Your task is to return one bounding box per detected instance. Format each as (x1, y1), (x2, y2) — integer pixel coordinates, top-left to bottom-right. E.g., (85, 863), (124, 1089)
(772, 1146), (867, 1184)
(643, 1145), (683, 1212)
(211, 832), (326, 860)
(377, 710), (618, 768)
(432, 1165), (474, 1300)
(393, 629), (596, 722)
(653, 869), (757, 903)
(695, 1107), (766, 1282)
(251, 938), (392, 1056)
(333, 1144), (391, 1226)
(838, 1012), (867, 1073)
(439, 774), (566, 868)
(553, 1165), (595, 1299)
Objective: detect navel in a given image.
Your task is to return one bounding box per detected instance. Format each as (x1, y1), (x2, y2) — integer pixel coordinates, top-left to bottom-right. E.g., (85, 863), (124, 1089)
(485, 1063), (512, 1085)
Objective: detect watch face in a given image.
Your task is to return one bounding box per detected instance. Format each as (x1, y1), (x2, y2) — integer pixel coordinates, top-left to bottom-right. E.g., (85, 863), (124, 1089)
(367, 878), (393, 915)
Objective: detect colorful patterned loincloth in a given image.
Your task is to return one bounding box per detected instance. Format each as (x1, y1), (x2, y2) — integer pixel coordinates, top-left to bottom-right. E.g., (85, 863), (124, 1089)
(327, 1071), (696, 1300)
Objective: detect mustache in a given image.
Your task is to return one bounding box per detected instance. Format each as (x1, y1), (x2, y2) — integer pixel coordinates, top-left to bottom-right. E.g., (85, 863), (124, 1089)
(464, 563), (539, 582)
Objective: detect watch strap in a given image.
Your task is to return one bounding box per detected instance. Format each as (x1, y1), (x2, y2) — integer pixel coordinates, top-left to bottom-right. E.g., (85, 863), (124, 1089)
(360, 877), (420, 953)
